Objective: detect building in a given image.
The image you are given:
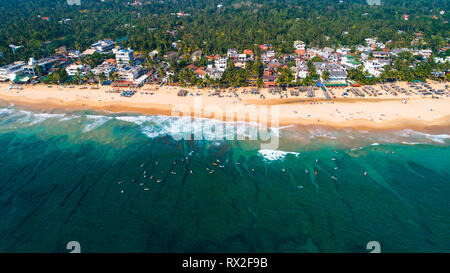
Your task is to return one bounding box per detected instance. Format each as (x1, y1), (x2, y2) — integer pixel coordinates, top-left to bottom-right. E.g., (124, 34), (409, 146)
(118, 65), (144, 82)
(417, 49), (433, 59)
(227, 49), (239, 59)
(314, 62), (346, 74)
(328, 71), (348, 82)
(22, 57), (58, 77)
(295, 61), (309, 79)
(434, 56), (450, 63)
(363, 59), (390, 77)
(0, 61), (26, 81)
(215, 57), (228, 72)
(371, 51), (390, 59)
(365, 38), (377, 46)
(243, 49), (254, 61)
(92, 60), (118, 77)
(205, 67), (223, 80)
(65, 64), (90, 76)
(91, 40), (115, 53)
(55, 46), (68, 56)
(341, 55), (360, 69)
(114, 48), (134, 66)
(294, 40), (306, 50)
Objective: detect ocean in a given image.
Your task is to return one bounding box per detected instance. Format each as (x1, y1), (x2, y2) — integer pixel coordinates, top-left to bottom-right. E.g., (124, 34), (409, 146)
(0, 102), (449, 253)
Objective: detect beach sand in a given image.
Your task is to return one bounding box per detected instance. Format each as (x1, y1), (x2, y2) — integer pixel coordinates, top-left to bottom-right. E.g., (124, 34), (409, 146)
(0, 82), (449, 131)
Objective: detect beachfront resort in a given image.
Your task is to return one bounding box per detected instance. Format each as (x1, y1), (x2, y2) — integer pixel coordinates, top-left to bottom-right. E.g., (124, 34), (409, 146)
(1, 36), (449, 92)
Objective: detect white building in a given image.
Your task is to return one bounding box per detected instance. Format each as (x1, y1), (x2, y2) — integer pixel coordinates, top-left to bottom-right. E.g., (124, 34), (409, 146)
(328, 71), (348, 82)
(0, 61), (25, 81)
(434, 56), (450, 63)
(372, 51), (390, 59)
(114, 48), (134, 66)
(227, 48), (239, 59)
(214, 57), (228, 72)
(336, 47), (351, 55)
(365, 38), (377, 46)
(417, 49), (433, 59)
(118, 66), (144, 82)
(22, 57), (58, 76)
(363, 59), (390, 77)
(92, 61), (117, 77)
(341, 56), (360, 69)
(91, 40), (115, 53)
(65, 64), (90, 76)
(237, 54), (247, 62)
(314, 62), (346, 74)
(295, 61), (309, 79)
(294, 40), (306, 50)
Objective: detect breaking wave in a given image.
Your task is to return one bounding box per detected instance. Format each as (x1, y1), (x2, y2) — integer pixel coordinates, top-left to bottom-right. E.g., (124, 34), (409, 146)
(0, 105), (448, 147)
(258, 149), (300, 161)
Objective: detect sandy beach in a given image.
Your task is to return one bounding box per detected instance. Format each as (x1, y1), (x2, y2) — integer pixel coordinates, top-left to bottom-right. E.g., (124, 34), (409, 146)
(1, 81), (449, 131)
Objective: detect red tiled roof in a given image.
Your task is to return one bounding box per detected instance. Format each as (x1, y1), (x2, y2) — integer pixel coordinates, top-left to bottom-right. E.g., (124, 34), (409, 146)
(295, 49), (306, 56)
(195, 68), (206, 75)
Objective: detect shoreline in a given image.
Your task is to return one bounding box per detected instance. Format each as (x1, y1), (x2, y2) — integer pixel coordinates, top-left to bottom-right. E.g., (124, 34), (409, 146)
(1, 82), (450, 132)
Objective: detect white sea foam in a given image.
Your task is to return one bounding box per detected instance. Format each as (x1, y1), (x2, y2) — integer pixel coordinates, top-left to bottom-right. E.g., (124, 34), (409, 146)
(0, 107), (15, 117)
(83, 115), (112, 132)
(29, 113), (65, 125)
(401, 142), (422, 145)
(141, 125), (167, 138)
(118, 114), (271, 140)
(58, 115), (81, 121)
(258, 149), (300, 161)
(13, 110), (65, 125)
(399, 129), (450, 144)
(115, 115), (155, 125)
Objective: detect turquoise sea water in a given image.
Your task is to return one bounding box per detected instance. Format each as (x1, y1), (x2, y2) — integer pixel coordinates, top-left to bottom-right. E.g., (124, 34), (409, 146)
(0, 102), (449, 253)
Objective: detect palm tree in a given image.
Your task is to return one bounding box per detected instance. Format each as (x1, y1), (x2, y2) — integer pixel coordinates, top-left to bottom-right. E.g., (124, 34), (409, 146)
(321, 71), (330, 82)
(109, 71), (119, 82)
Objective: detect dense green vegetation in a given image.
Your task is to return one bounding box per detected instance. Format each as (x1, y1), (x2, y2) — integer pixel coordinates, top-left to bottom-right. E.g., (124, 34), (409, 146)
(1, 0), (449, 66)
